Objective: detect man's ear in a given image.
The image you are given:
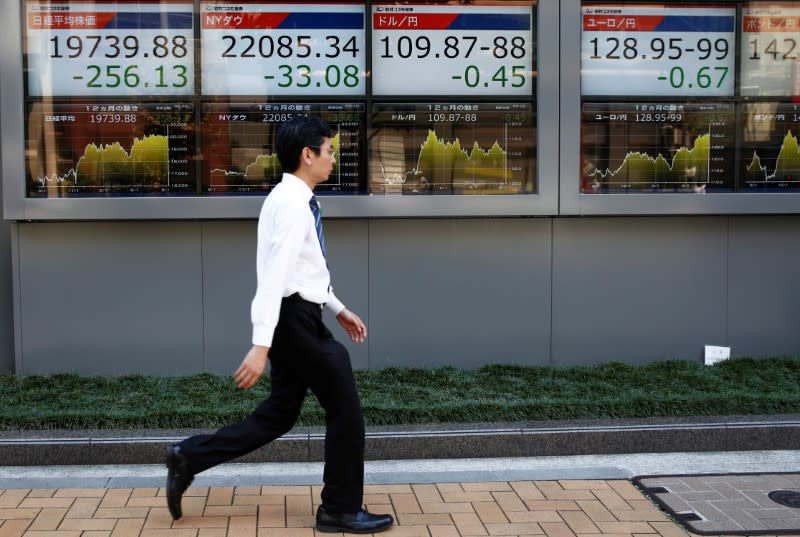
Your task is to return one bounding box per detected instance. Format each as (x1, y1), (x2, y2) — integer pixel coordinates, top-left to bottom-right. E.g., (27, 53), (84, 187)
(301, 147), (313, 165)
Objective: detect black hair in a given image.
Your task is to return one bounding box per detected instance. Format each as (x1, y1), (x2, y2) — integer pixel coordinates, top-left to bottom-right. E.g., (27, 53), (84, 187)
(274, 114), (334, 173)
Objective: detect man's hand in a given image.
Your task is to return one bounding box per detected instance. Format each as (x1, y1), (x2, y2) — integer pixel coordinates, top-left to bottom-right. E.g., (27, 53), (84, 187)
(336, 308), (367, 343)
(234, 345), (269, 389)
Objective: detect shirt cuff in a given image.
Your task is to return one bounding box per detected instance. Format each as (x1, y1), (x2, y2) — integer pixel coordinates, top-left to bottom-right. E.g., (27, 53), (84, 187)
(325, 294), (346, 316)
(252, 324), (275, 347)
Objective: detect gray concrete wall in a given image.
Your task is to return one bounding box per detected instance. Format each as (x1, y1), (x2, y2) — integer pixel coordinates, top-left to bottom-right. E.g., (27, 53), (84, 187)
(728, 217), (800, 358)
(0, 98), (14, 373)
(367, 218), (551, 368)
(15, 222), (203, 375)
(9, 215), (800, 375)
(0, 220), (12, 373)
(551, 217), (729, 365)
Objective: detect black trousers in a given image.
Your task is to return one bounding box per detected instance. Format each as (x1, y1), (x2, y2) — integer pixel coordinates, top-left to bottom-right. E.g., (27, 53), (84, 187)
(179, 294), (365, 513)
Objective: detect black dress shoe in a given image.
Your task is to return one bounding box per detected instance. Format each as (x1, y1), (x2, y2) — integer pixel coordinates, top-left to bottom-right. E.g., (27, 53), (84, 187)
(316, 505), (394, 533)
(165, 444), (194, 520)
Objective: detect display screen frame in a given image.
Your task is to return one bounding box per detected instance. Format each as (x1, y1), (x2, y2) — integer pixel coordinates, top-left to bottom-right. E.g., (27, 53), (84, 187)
(24, 0), (197, 98)
(371, 1), (536, 97)
(580, 3), (737, 98)
(200, 1), (368, 97)
(561, 0), (800, 215)
(3, 0), (557, 220)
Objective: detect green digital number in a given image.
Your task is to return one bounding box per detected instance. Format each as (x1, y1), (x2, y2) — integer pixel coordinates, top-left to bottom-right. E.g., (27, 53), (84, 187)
(155, 65), (188, 88)
(277, 64), (292, 87)
(660, 66), (728, 90)
(455, 65), (528, 88)
(86, 64), (137, 87)
(268, 64), (360, 88)
(297, 64), (311, 88)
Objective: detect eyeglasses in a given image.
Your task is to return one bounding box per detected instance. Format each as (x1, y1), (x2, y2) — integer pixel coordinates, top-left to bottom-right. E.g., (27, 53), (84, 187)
(308, 145), (335, 157)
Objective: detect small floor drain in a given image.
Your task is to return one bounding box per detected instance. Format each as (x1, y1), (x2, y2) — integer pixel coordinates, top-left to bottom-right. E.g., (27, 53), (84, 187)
(768, 490), (800, 508)
(675, 512), (703, 522)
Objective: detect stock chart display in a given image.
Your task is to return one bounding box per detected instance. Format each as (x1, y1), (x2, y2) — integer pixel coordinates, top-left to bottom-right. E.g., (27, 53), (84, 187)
(201, 102), (365, 194)
(22, 0), (535, 199)
(25, 1), (800, 201)
(581, 102), (735, 193)
(27, 102), (194, 196)
(580, 2), (800, 194)
(741, 102), (800, 190)
(370, 102), (535, 194)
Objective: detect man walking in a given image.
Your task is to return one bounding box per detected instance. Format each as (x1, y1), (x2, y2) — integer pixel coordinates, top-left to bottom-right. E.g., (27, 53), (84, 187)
(165, 115), (393, 534)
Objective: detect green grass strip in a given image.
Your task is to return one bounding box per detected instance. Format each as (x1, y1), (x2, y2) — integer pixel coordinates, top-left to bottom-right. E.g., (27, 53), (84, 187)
(0, 357), (798, 430)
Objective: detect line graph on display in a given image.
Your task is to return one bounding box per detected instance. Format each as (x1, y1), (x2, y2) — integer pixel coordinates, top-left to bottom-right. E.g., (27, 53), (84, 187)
(369, 102), (534, 195)
(209, 132), (342, 183)
(36, 134), (169, 189)
(373, 126), (529, 195)
(585, 130), (711, 186)
(580, 102), (734, 193)
(201, 103), (365, 194)
(746, 131), (800, 185)
(379, 129), (510, 190)
(27, 102), (195, 197)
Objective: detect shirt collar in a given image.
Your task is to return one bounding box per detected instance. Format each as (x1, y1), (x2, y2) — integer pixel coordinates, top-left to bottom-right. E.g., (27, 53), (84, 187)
(281, 173), (314, 201)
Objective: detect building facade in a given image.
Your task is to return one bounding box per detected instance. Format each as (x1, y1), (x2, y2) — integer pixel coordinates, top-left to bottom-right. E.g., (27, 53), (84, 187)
(2, 0), (799, 375)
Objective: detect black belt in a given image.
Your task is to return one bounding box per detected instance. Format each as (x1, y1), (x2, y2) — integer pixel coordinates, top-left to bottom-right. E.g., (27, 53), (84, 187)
(285, 292), (324, 311)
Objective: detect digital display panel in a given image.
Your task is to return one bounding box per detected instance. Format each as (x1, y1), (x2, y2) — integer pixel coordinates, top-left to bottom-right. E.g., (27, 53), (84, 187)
(581, 4), (736, 96)
(741, 102), (800, 190)
(740, 4), (800, 96)
(201, 102), (365, 194)
(581, 102), (735, 192)
(371, 2), (535, 96)
(25, 0), (194, 97)
(369, 103), (535, 194)
(27, 102), (195, 196)
(201, 2), (366, 96)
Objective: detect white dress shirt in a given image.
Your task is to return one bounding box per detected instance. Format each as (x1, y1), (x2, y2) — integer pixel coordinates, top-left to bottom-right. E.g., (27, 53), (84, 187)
(251, 173), (345, 347)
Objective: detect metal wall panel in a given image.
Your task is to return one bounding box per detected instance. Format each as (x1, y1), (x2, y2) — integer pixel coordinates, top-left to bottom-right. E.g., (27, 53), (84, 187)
(200, 221), (256, 375)
(9, 215), (800, 375)
(0, 239), (10, 372)
(17, 222), (203, 375)
(367, 218), (552, 368)
(322, 220), (370, 370)
(551, 217), (729, 365)
(728, 217), (800, 358)
(0, 128), (12, 373)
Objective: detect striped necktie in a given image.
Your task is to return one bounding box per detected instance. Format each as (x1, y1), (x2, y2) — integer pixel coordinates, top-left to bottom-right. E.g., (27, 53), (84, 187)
(309, 195), (327, 259)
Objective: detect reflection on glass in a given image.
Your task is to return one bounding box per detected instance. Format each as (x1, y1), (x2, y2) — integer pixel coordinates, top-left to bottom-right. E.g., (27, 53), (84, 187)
(740, 3), (800, 96)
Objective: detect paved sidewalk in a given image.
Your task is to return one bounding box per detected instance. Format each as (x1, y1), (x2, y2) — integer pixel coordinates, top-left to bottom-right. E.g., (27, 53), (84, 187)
(635, 473), (800, 535)
(2, 453), (799, 537)
(1, 479), (708, 537)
